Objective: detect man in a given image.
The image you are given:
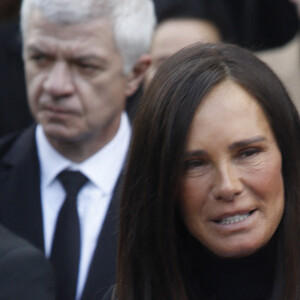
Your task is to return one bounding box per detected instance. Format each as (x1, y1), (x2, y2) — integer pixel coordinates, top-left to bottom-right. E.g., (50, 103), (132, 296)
(0, 224), (55, 299)
(0, 0), (156, 299)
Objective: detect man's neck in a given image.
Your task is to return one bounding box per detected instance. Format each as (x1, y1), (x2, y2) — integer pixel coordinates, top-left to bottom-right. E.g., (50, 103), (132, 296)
(45, 122), (120, 163)
(47, 138), (106, 163)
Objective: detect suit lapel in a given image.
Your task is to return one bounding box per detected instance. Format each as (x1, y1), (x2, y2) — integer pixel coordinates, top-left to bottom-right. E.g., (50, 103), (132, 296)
(81, 173), (123, 300)
(0, 126), (127, 299)
(0, 126), (44, 251)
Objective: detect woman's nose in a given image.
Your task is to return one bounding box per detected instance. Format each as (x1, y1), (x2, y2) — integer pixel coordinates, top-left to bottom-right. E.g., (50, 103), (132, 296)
(212, 163), (243, 201)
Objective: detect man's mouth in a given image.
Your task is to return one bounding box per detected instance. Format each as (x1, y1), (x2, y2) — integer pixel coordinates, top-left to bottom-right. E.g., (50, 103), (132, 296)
(44, 106), (74, 115)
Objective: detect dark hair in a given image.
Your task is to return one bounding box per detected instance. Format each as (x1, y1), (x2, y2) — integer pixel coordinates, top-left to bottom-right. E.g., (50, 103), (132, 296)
(117, 43), (300, 300)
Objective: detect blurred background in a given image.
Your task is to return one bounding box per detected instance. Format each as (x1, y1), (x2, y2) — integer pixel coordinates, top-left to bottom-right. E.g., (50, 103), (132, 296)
(153, 0), (299, 49)
(0, 0), (299, 137)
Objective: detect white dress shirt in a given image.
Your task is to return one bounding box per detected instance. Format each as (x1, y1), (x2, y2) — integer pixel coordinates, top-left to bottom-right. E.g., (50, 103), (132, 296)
(36, 112), (131, 300)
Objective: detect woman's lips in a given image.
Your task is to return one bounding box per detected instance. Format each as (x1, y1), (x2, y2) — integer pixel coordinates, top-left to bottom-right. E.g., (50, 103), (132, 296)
(213, 210), (256, 225)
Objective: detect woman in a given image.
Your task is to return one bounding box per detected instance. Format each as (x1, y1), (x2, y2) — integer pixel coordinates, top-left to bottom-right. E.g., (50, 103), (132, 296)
(105, 43), (300, 300)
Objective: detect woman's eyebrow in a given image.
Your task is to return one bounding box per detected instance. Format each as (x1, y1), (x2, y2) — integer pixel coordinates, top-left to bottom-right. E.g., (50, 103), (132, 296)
(184, 150), (207, 158)
(184, 137), (267, 158)
(229, 136), (266, 150)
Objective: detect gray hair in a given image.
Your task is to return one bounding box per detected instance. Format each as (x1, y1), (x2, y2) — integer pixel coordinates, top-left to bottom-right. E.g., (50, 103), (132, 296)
(20, 0), (156, 73)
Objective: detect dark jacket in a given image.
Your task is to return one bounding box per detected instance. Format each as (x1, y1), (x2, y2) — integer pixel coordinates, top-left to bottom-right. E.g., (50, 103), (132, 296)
(0, 224), (55, 300)
(0, 126), (122, 300)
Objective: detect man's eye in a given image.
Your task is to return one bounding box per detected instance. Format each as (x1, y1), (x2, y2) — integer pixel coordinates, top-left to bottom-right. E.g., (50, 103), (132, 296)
(76, 63), (102, 74)
(30, 54), (47, 62)
(77, 61), (101, 70)
(78, 63), (94, 69)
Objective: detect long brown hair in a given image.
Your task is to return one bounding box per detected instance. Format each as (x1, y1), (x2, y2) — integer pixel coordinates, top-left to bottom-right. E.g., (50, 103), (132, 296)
(117, 43), (300, 300)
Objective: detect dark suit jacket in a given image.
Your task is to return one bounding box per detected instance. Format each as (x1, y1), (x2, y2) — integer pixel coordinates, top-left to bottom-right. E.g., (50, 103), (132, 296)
(0, 223), (55, 300)
(101, 286), (115, 300)
(0, 125), (121, 300)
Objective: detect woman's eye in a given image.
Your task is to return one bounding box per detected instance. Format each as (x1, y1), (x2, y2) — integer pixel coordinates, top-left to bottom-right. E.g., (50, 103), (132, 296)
(184, 159), (208, 170)
(238, 147), (261, 158)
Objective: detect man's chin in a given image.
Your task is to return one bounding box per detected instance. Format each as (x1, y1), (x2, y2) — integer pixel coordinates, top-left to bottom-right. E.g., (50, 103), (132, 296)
(42, 124), (82, 144)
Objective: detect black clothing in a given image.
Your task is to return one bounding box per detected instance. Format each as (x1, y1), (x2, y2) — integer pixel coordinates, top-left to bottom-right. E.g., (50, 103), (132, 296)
(0, 224), (56, 300)
(102, 286), (115, 300)
(0, 126), (121, 300)
(102, 233), (281, 300)
(51, 171), (89, 300)
(181, 232), (279, 300)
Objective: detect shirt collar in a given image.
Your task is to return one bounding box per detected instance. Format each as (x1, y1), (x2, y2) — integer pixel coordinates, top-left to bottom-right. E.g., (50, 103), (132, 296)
(36, 112), (131, 195)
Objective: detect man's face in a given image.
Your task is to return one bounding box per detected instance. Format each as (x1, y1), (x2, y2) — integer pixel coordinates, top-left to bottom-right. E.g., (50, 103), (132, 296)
(23, 8), (131, 148)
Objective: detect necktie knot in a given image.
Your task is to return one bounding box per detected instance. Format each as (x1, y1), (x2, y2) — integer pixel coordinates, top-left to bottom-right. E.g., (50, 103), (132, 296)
(58, 170), (88, 198)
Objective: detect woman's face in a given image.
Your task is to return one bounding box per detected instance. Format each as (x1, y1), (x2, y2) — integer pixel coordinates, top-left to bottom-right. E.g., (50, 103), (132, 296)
(180, 80), (284, 258)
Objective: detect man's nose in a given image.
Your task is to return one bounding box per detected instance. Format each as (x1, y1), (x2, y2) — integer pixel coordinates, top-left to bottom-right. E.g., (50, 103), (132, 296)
(212, 163), (243, 201)
(43, 61), (75, 98)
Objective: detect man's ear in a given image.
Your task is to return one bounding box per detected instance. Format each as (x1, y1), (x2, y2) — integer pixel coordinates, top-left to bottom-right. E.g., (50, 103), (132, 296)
(124, 54), (151, 97)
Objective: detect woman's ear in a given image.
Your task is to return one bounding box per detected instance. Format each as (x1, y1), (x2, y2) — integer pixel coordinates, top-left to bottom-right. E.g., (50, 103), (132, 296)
(124, 54), (151, 97)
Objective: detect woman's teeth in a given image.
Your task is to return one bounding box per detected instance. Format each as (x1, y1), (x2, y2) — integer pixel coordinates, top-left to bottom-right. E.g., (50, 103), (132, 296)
(216, 212), (252, 225)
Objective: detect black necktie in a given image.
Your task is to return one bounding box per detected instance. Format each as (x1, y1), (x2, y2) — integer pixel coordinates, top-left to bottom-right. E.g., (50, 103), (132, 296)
(50, 170), (88, 300)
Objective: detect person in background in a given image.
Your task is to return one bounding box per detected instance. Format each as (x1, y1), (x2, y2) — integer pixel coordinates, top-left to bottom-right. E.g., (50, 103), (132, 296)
(0, 223), (55, 300)
(290, 0), (300, 16)
(144, 17), (222, 86)
(153, 0), (298, 51)
(105, 43), (300, 299)
(0, 0), (156, 299)
(256, 0), (300, 112)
